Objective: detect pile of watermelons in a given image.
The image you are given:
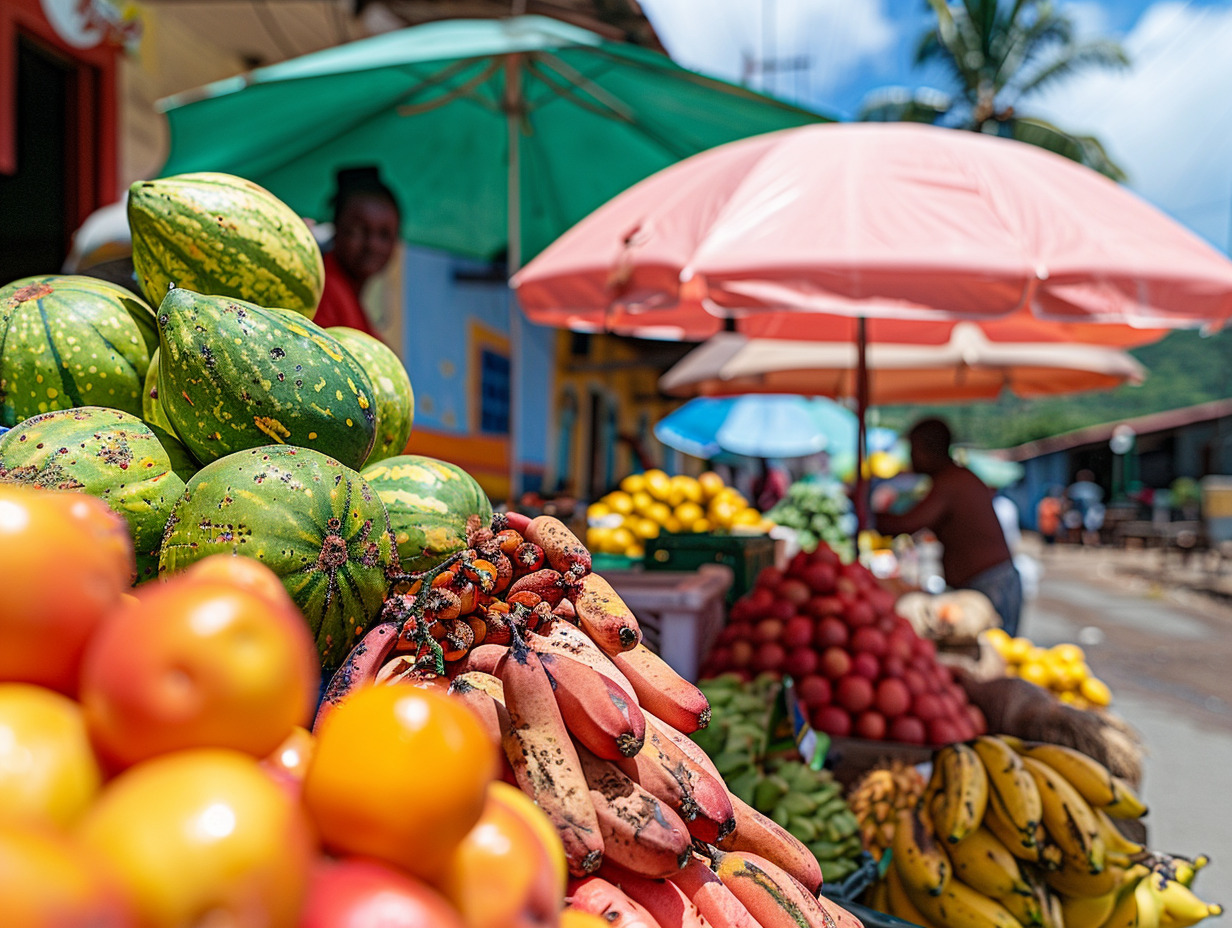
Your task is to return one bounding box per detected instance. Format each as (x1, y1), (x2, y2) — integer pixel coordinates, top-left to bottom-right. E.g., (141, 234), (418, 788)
(0, 172), (491, 674)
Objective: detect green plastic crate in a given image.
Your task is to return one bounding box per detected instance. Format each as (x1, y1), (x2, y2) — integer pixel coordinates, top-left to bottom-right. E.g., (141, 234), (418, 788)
(643, 532), (776, 604)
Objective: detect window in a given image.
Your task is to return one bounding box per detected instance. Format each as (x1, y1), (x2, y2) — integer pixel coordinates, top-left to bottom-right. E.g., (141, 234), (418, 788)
(479, 348), (510, 434)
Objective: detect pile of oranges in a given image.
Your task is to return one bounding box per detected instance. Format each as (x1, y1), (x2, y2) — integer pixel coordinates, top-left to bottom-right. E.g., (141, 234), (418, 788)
(586, 469), (771, 558)
(0, 484), (572, 928)
(983, 628), (1114, 709)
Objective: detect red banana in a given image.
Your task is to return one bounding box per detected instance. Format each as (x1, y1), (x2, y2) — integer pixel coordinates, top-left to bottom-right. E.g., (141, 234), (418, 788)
(601, 863), (715, 928)
(537, 648), (646, 759)
(708, 846), (836, 928)
(568, 876), (664, 928)
(610, 643), (710, 733)
(571, 572), (643, 654)
(668, 855), (759, 928)
(533, 619), (641, 703)
(499, 633), (604, 876)
(313, 620), (400, 732)
(526, 514), (592, 576)
(717, 793), (823, 895)
(446, 642), (508, 677)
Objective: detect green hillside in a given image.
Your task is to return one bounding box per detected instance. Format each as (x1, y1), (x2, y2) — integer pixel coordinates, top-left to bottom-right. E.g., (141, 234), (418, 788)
(875, 328), (1232, 450)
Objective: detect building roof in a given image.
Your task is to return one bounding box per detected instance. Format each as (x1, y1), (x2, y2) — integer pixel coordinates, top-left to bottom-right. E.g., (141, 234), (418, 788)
(1002, 397), (1232, 461)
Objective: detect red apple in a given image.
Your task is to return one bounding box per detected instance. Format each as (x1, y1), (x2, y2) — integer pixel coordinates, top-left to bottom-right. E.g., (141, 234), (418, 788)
(845, 599), (876, 629)
(783, 648), (819, 680)
(777, 578), (811, 608)
(914, 693), (944, 723)
(781, 617), (813, 650)
(836, 675), (875, 714)
(812, 615), (848, 649)
(818, 647), (852, 680)
(851, 651), (881, 681)
(850, 626), (888, 657)
(866, 587), (898, 617)
(902, 668), (927, 696)
(811, 705), (852, 738)
(767, 599), (797, 623)
(854, 710), (888, 741)
(889, 715), (926, 745)
(787, 551), (812, 578)
(966, 703), (988, 736)
(807, 596), (846, 622)
(729, 640), (755, 669)
(881, 656), (906, 679)
(914, 637), (938, 661)
(755, 567), (784, 590)
(813, 544), (841, 566)
(755, 618), (785, 643)
(928, 718), (962, 746)
(745, 587), (775, 615)
(796, 675), (832, 707)
(753, 642), (787, 675)
(705, 646), (732, 672)
(886, 629), (917, 663)
(874, 677), (912, 718)
(801, 562), (838, 595)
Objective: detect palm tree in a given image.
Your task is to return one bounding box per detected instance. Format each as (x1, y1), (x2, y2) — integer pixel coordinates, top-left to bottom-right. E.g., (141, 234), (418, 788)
(860, 0), (1130, 180)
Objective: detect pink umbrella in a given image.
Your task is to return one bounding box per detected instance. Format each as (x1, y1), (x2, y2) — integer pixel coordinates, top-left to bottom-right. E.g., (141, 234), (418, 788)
(512, 122), (1232, 335)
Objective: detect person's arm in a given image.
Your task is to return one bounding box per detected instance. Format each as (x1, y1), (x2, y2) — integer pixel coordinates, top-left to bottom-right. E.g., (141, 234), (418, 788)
(875, 479), (950, 537)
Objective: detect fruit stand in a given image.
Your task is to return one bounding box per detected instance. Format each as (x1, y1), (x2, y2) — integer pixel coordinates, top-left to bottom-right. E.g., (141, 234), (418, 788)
(0, 171), (1222, 928)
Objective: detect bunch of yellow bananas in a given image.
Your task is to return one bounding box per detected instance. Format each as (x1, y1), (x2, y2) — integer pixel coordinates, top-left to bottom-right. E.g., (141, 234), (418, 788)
(866, 735), (1220, 928)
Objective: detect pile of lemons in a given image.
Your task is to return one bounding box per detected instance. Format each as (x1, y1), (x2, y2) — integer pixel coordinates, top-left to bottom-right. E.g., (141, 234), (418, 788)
(585, 469), (771, 558)
(984, 629), (1113, 709)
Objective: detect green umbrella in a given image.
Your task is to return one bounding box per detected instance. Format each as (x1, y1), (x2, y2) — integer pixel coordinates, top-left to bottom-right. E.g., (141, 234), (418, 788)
(158, 14), (830, 268)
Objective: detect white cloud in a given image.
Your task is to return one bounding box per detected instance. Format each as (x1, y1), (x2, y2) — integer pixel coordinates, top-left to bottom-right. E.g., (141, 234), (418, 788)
(639, 0), (896, 98)
(1029, 2), (1232, 250)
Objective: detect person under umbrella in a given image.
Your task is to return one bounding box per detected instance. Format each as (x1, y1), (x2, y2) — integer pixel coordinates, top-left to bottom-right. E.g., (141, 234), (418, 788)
(874, 418), (1023, 636)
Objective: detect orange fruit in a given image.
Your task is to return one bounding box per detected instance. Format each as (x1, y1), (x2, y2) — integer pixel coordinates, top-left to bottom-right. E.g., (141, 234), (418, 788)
(79, 749), (316, 928)
(0, 684), (102, 829)
(491, 781), (568, 895)
(0, 823), (137, 927)
(303, 684), (497, 882)
(435, 781), (563, 928)
(0, 486), (134, 695)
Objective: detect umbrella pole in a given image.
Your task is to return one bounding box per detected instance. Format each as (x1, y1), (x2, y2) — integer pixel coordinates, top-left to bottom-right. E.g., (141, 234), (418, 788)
(854, 315), (870, 533)
(505, 54), (523, 509)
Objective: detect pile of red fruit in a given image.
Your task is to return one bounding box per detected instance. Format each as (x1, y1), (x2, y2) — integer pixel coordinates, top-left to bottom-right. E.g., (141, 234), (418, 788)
(700, 544), (986, 747)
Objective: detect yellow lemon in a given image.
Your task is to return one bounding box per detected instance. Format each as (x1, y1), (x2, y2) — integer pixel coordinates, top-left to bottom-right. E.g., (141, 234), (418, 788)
(647, 502), (673, 526)
(611, 527), (636, 551)
(692, 518), (712, 534)
(1003, 637), (1034, 664)
(731, 507), (763, 527)
(620, 473), (647, 495)
(586, 527), (610, 551)
(674, 502), (705, 527)
(606, 492), (634, 516)
(1018, 659), (1052, 689)
(869, 451), (901, 480)
(1051, 643), (1086, 665)
(636, 519), (661, 540)
(698, 471), (726, 500)
(624, 544), (645, 560)
(1079, 676), (1112, 707)
(586, 502), (612, 521)
(669, 475), (703, 506)
(632, 491), (656, 515)
(984, 628), (1012, 653)
(643, 469), (671, 500)
(663, 516), (684, 535)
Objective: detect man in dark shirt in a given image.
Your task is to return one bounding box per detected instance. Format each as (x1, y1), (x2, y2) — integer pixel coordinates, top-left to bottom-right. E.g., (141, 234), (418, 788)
(876, 418), (1023, 635)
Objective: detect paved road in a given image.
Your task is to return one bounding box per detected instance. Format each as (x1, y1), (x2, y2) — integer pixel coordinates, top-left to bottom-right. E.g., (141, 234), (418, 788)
(1021, 542), (1232, 901)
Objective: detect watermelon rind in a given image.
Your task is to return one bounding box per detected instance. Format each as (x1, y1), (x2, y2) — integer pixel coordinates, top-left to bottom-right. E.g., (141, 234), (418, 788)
(327, 326), (415, 467)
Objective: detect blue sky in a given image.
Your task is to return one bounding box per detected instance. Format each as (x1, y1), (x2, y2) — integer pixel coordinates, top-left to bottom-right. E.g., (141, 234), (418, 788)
(638, 1), (1232, 252)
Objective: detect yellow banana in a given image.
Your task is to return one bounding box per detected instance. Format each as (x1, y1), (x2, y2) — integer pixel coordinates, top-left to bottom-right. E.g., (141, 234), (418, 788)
(944, 825), (1032, 899)
(1043, 859), (1125, 898)
(1104, 776), (1149, 819)
(1021, 755), (1106, 875)
(1035, 879), (1066, 928)
(1012, 741), (1119, 808)
(902, 870), (1025, 928)
(892, 803), (952, 897)
(1093, 807), (1146, 863)
(935, 742), (989, 845)
(1169, 854), (1209, 889)
(886, 864), (939, 928)
(1060, 884), (1120, 928)
(972, 736), (1042, 860)
(1101, 868), (1161, 928)
(1156, 874), (1223, 928)
(995, 881), (1045, 926)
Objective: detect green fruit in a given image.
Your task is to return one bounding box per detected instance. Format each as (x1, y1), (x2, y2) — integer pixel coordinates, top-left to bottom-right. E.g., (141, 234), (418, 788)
(326, 327), (414, 467)
(158, 445), (399, 671)
(0, 276), (156, 427)
(141, 348), (175, 434)
(0, 406), (185, 576)
(156, 289), (377, 469)
(360, 454), (492, 573)
(753, 775), (791, 812)
(128, 172), (324, 315)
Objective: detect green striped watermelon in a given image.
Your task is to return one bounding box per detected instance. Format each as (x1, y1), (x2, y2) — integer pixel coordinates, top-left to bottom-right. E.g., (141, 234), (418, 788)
(0, 406), (187, 581)
(159, 445), (400, 670)
(156, 288), (376, 469)
(360, 454), (492, 573)
(327, 326), (415, 467)
(0, 276), (156, 427)
(128, 172), (324, 316)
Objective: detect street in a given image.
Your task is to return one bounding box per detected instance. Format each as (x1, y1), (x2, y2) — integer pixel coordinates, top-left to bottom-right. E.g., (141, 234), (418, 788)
(1022, 541), (1232, 901)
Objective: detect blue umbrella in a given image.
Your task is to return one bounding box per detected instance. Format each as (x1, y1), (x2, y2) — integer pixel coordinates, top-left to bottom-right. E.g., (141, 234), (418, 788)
(654, 396), (866, 460)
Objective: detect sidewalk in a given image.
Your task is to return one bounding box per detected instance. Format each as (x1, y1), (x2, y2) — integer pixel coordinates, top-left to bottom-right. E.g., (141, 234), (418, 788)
(1021, 540), (1232, 899)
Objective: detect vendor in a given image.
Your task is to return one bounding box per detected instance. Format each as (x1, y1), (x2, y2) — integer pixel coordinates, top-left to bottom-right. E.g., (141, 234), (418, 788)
(874, 418), (1023, 636)
(314, 167), (401, 339)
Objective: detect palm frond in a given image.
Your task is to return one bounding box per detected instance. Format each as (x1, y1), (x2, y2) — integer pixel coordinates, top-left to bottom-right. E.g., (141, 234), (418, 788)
(1015, 40), (1130, 97)
(1009, 116), (1128, 182)
(857, 87), (953, 124)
